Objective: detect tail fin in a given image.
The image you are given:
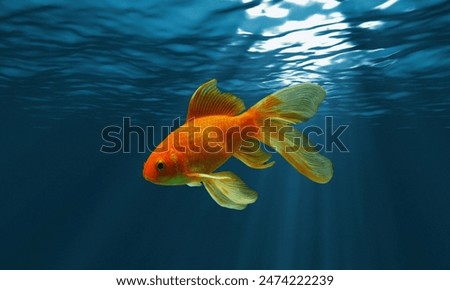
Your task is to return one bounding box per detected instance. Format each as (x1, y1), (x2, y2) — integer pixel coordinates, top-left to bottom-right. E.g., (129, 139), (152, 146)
(250, 83), (333, 183)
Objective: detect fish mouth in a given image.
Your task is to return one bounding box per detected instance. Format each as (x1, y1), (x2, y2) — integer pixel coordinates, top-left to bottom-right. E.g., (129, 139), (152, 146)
(142, 168), (154, 183)
(143, 172), (163, 185)
(144, 177), (167, 186)
(143, 174), (152, 182)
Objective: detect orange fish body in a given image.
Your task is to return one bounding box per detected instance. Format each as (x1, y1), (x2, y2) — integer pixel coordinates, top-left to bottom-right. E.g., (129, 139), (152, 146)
(143, 79), (332, 210)
(144, 112), (259, 183)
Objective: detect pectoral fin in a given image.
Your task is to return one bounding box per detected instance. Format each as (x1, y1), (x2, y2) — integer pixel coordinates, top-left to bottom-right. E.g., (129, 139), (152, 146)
(198, 171), (258, 210)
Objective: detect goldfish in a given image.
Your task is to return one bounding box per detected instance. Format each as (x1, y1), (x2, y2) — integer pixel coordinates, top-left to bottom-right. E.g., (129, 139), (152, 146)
(143, 79), (333, 210)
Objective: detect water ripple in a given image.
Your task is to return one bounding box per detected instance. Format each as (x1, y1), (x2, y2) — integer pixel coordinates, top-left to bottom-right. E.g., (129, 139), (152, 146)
(1, 0), (449, 124)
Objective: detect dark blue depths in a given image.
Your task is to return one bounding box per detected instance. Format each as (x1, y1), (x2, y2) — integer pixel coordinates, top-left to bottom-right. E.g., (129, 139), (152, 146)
(1, 0), (449, 269)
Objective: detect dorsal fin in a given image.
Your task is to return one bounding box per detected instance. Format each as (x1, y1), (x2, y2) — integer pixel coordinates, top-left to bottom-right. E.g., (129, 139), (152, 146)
(186, 79), (245, 120)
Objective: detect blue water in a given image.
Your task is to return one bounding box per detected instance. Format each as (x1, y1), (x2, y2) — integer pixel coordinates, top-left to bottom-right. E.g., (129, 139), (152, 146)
(1, 0), (450, 269)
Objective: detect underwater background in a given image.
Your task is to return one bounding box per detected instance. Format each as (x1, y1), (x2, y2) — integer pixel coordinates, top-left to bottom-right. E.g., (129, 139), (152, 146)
(1, 0), (450, 269)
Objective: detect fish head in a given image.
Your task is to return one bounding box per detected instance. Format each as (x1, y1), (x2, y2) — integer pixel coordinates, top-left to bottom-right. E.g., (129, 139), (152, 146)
(143, 148), (188, 186)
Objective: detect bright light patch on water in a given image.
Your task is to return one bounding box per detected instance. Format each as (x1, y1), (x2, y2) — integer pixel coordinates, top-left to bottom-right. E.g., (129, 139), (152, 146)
(245, 0), (289, 19)
(243, 0), (341, 19)
(236, 27), (252, 35)
(259, 12), (346, 36)
(284, 0), (340, 10)
(245, 12), (349, 54)
(375, 0), (398, 10)
(359, 21), (384, 30)
(238, 1), (353, 84)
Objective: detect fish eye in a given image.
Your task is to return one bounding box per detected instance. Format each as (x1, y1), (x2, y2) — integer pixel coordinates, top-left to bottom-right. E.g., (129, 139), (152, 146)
(156, 161), (165, 172)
